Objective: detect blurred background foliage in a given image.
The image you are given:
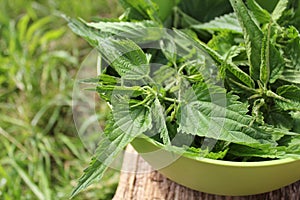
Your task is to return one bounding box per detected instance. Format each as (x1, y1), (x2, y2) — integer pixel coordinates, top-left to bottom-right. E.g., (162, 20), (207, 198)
(0, 0), (122, 199)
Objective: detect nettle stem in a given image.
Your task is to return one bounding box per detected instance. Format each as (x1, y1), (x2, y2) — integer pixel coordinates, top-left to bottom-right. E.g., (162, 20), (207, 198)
(163, 96), (180, 103)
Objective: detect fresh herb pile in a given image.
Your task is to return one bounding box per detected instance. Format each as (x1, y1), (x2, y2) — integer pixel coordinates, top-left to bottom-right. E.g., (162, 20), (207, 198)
(68, 0), (300, 196)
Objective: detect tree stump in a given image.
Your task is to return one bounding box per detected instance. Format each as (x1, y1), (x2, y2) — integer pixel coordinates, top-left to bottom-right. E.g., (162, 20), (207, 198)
(113, 145), (300, 200)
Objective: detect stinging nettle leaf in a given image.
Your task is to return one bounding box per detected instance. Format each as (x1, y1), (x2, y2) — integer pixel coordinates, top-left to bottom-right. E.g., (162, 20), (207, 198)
(260, 22), (285, 84)
(284, 136), (300, 157)
(283, 28), (300, 70)
(119, 0), (161, 22)
(265, 109), (294, 130)
(275, 85), (300, 111)
(228, 144), (285, 159)
(272, 0), (289, 22)
(86, 20), (162, 42)
(207, 31), (237, 56)
(178, 0), (233, 23)
(229, 0), (263, 81)
(153, 65), (177, 86)
(291, 112), (300, 133)
(151, 98), (171, 145)
(231, 0), (285, 84)
(191, 13), (242, 34)
(96, 38), (150, 79)
(246, 0), (271, 24)
(67, 17), (163, 46)
(252, 98), (265, 125)
(71, 102), (152, 197)
(67, 17), (100, 46)
(177, 82), (272, 146)
(268, 42), (285, 83)
(175, 29), (255, 88)
(160, 37), (177, 64)
(280, 69), (300, 84)
(259, 24), (271, 85)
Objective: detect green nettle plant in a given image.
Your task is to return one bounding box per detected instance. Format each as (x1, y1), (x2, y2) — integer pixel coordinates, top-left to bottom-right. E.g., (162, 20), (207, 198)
(68, 0), (300, 197)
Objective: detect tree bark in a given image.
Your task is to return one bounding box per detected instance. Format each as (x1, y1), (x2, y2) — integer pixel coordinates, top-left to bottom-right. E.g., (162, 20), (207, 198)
(113, 145), (300, 200)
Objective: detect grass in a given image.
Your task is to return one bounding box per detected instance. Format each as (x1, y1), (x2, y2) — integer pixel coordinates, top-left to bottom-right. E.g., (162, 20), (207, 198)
(0, 0), (123, 199)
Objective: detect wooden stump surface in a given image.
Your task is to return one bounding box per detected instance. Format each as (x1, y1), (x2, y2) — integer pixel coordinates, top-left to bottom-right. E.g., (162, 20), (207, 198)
(113, 145), (300, 200)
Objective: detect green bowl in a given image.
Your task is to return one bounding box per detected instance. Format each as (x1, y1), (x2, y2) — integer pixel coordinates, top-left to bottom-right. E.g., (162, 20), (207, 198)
(131, 136), (300, 196)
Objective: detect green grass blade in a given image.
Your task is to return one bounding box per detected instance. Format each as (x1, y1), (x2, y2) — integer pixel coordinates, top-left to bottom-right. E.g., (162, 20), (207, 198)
(9, 160), (45, 200)
(17, 14), (30, 43)
(25, 16), (52, 42)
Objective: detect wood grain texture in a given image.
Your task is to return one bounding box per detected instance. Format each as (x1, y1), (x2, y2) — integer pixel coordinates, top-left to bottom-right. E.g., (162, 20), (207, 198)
(113, 145), (300, 200)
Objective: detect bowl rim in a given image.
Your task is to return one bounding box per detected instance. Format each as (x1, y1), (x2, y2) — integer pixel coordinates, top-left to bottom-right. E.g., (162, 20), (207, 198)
(135, 135), (300, 167)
